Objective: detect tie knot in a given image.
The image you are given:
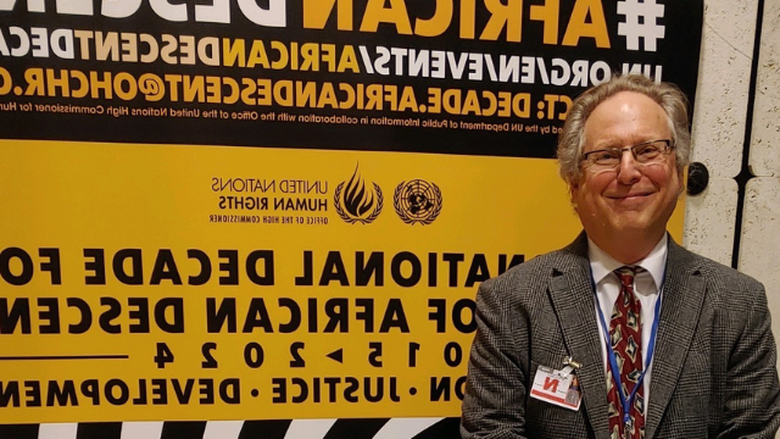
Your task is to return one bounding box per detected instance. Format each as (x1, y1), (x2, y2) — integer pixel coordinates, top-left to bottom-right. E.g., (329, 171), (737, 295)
(615, 266), (637, 287)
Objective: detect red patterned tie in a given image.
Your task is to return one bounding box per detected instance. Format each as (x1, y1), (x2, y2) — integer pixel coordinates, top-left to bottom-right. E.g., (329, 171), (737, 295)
(606, 267), (645, 439)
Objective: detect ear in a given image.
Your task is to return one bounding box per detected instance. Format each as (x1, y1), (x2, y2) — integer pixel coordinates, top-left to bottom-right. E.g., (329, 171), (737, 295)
(569, 183), (580, 207)
(677, 166), (686, 197)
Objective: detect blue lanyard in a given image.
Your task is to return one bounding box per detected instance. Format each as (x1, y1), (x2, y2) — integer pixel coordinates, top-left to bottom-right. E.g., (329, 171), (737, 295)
(593, 268), (664, 426)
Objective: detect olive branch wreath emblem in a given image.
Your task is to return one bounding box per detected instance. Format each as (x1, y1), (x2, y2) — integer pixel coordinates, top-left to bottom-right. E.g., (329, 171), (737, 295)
(393, 180), (443, 225)
(334, 182), (384, 224)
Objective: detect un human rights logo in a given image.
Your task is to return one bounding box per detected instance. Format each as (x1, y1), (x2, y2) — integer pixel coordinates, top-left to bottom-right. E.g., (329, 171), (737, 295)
(393, 179), (442, 225)
(334, 165), (383, 224)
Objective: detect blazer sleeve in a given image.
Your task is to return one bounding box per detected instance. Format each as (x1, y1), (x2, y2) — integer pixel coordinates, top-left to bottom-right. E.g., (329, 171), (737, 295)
(717, 282), (780, 438)
(461, 276), (530, 439)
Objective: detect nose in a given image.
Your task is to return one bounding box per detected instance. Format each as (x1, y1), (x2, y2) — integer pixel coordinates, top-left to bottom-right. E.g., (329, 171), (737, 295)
(616, 149), (642, 184)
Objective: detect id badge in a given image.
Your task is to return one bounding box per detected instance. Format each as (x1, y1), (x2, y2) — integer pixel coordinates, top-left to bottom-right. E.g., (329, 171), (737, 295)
(529, 364), (582, 411)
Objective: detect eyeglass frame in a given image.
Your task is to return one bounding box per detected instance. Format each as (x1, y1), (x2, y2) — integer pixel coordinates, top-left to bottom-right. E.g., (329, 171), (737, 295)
(581, 139), (675, 169)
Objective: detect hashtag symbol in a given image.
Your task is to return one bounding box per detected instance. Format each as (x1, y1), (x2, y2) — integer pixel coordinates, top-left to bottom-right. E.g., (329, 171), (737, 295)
(617, 0), (666, 52)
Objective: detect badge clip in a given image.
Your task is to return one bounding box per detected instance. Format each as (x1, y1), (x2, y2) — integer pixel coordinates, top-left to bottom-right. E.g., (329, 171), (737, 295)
(559, 356), (581, 378)
(563, 356), (582, 369)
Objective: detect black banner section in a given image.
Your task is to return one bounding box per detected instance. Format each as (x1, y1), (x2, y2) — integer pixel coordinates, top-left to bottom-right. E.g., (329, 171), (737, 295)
(0, 0), (702, 158)
(0, 424), (39, 439)
(76, 423), (123, 439)
(238, 420), (293, 439)
(0, 418), (462, 439)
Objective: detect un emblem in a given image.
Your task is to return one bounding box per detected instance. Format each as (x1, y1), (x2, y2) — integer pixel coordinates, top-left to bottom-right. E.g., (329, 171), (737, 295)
(393, 179), (443, 225)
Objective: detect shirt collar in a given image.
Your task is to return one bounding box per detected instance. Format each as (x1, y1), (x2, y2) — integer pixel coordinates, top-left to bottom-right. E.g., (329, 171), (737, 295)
(587, 234), (668, 291)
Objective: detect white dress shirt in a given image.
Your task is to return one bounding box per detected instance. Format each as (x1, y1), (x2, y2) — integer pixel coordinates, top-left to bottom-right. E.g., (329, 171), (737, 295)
(588, 234), (668, 412)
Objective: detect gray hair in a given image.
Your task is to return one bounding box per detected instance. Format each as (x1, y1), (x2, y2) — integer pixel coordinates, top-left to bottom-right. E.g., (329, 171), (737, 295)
(557, 74), (691, 186)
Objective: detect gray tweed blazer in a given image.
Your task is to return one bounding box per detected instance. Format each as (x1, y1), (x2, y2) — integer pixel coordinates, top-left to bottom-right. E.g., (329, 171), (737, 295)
(461, 233), (780, 439)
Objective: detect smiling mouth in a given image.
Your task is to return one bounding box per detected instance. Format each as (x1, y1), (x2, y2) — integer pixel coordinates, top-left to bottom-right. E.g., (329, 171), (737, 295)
(609, 192), (653, 201)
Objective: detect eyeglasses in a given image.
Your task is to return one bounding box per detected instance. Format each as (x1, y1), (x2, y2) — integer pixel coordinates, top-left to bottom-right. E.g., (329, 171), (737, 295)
(582, 139), (674, 169)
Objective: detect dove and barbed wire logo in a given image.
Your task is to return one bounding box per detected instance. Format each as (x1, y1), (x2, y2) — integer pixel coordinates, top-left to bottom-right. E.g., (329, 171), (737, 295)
(393, 179), (442, 225)
(334, 165), (383, 224)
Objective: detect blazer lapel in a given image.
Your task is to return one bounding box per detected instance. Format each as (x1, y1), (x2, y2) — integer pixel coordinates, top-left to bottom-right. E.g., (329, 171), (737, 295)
(644, 239), (706, 439)
(548, 234), (611, 439)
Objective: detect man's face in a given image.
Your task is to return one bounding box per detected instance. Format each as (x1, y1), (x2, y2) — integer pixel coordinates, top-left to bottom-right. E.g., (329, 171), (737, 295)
(571, 91), (682, 246)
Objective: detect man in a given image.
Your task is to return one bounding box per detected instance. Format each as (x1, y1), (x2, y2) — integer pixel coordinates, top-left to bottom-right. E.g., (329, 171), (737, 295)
(461, 75), (780, 439)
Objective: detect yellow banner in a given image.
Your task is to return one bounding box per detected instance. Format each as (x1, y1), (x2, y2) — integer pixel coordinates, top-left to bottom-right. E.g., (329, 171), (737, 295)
(0, 139), (683, 423)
